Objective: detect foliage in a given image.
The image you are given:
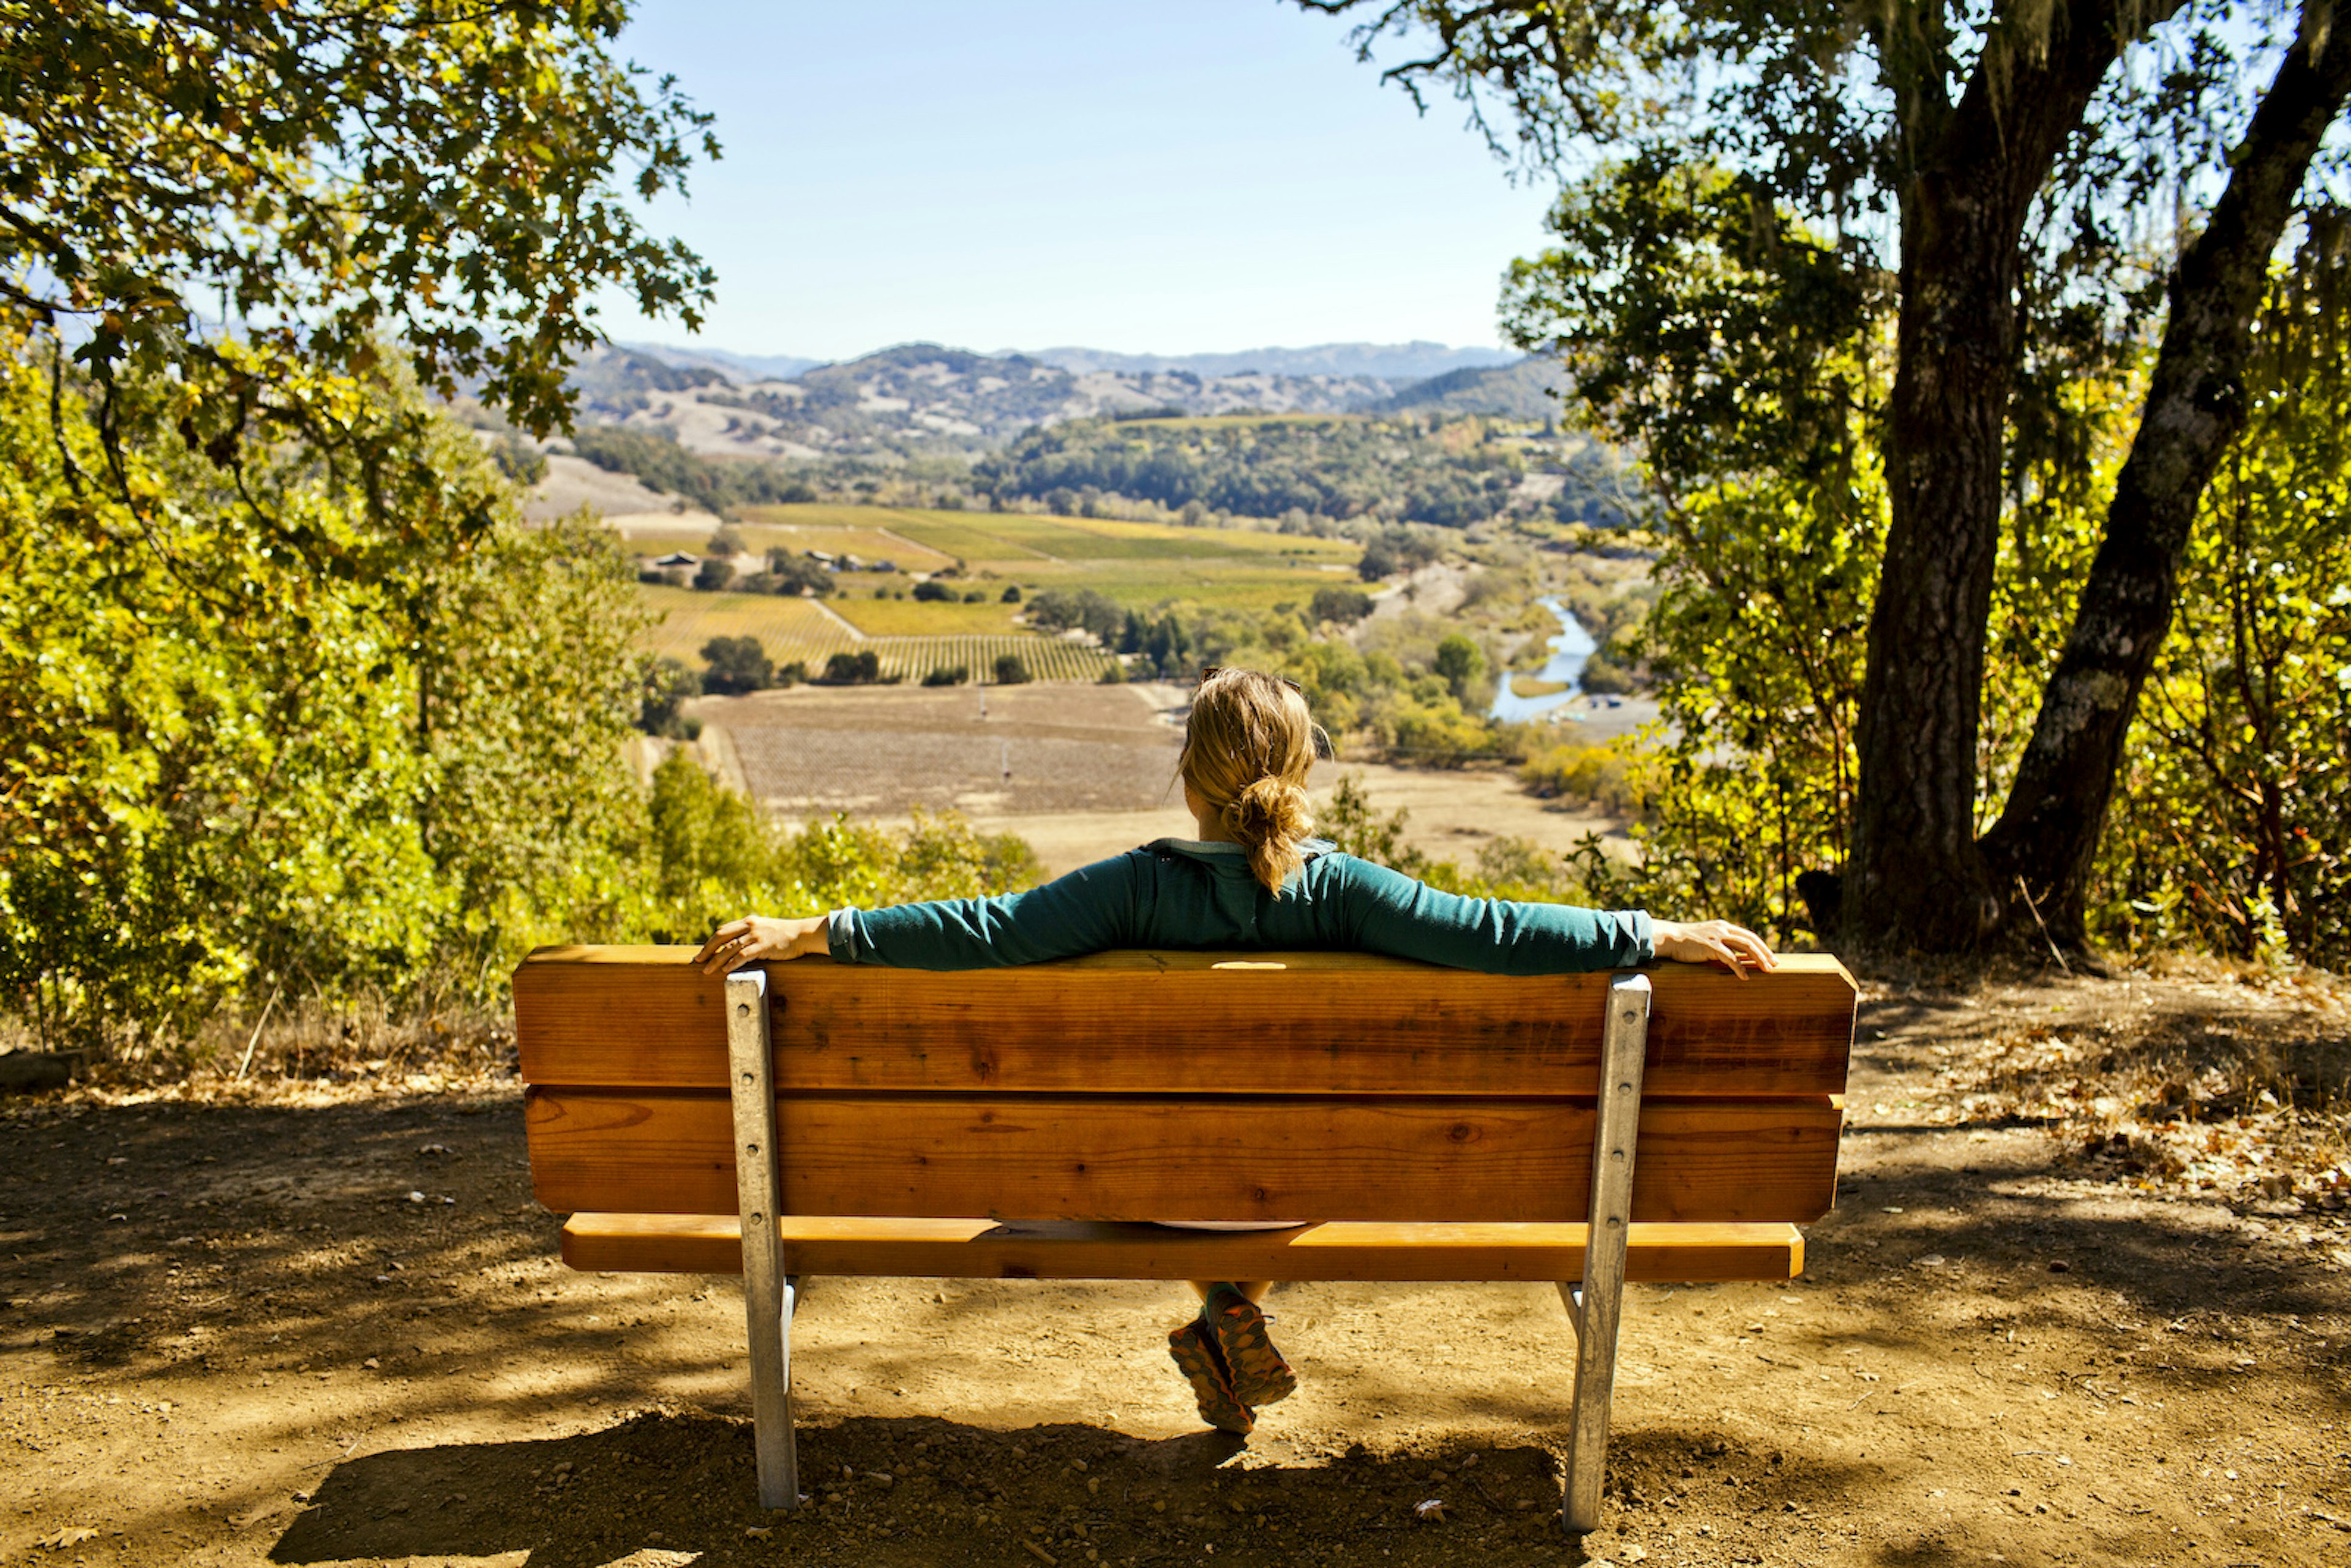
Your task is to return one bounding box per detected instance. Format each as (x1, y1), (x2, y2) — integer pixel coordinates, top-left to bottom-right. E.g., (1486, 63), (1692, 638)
(639, 659), (703, 739)
(977, 415), (1528, 527)
(636, 752), (1041, 947)
(822, 650), (883, 685)
(0, 337), (648, 1049)
(992, 653), (1033, 685)
(1027, 588), (1124, 640)
(922, 665), (969, 687)
(1356, 525), (1445, 581)
(1310, 585), (1374, 624)
(1433, 634), (1485, 702)
(739, 551), (834, 598)
(1327, 0), (2351, 949)
(700, 636), (772, 694)
(2, 0), (716, 497)
(1520, 743), (1640, 816)
(2098, 266), (2351, 967)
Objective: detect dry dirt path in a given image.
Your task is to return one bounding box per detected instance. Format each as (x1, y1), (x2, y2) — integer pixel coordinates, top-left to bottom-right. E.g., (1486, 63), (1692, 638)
(4, 969), (2346, 1568)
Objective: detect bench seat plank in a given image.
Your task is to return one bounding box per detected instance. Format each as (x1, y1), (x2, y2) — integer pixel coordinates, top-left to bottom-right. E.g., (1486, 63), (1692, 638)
(525, 1089), (1844, 1225)
(515, 948), (1856, 1098)
(560, 1213), (1806, 1283)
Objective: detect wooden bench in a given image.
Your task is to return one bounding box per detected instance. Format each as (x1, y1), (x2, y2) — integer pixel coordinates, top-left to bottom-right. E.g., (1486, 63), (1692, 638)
(515, 946), (1854, 1532)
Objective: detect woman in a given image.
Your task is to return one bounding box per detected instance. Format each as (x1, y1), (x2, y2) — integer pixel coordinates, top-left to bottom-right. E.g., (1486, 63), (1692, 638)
(695, 667), (1775, 1435)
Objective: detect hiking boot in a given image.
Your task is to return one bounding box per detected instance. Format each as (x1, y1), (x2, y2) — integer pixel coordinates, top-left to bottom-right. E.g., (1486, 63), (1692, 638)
(1166, 1319), (1254, 1434)
(1201, 1283), (1297, 1407)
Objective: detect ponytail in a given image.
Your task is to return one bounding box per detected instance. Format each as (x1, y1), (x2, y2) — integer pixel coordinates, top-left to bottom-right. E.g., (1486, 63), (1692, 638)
(1226, 775), (1314, 896)
(1180, 668), (1321, 896)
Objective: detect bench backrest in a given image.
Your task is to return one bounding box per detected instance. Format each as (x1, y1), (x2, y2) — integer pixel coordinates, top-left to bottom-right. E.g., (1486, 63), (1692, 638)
(516, 948), (1854, 1227)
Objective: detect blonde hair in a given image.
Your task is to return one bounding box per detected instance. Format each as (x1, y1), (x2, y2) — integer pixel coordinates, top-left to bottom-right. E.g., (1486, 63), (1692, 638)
(1179, 668), (1320, 896)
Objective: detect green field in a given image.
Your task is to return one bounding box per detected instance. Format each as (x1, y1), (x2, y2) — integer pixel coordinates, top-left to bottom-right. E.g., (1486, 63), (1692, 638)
(830, 593), (1023, 636)
(631, 505), (1362, 673)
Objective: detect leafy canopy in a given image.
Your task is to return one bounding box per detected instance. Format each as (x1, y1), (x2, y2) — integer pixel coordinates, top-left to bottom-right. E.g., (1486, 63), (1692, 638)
(0, 1), (716, 452)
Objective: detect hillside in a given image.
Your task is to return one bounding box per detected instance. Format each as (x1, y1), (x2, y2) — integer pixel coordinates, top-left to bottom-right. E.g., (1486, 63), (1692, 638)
(1365, 357), (1570, 420)
(555, 342), (1556, 463)
(533, 340), (1640, 530)
(564, 343), (1404, 460)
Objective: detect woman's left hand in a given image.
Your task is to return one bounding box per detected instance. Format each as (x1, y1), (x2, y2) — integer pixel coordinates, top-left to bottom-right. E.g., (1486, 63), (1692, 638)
(696, 915), (829, 975)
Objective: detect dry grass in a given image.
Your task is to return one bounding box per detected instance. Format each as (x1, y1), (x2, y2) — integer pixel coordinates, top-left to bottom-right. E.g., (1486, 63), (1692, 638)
(1902, 956), (2351, 1210)
(43, 989), (520, 1107)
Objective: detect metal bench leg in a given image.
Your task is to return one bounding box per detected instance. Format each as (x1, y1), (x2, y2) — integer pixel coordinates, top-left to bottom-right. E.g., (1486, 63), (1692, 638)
(727, 969), (800, 1509)
(1562, 972), (1651, 1534)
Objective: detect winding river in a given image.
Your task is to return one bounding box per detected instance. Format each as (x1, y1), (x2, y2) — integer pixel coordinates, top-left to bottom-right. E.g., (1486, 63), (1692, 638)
(1488, 596), (1595, 724)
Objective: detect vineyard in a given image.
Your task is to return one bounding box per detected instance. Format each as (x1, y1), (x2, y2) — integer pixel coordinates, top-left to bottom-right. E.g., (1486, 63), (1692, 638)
(639, 585), (1116, 683)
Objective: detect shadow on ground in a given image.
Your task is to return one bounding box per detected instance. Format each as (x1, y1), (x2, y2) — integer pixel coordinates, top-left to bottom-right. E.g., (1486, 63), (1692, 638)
(266, 1411), (1886, 1567)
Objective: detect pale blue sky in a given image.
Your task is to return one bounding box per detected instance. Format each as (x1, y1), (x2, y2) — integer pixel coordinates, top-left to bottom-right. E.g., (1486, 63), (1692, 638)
(601, 1), (1555, 361)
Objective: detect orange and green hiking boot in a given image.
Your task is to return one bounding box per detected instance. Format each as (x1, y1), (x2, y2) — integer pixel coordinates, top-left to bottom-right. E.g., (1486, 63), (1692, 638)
(1166, 1319), (1254, 1434)
(1201, 1283), (1297, 1407)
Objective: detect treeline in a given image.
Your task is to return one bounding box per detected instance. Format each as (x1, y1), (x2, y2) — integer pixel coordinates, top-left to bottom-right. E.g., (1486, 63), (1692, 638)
(973, 415), (1530, 527)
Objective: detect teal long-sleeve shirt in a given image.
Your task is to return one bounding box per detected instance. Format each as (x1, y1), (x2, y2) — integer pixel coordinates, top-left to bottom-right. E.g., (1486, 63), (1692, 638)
(826, 837), (1652, 975)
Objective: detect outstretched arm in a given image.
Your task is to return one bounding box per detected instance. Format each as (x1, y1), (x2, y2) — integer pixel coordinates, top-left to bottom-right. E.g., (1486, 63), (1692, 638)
(695, 852), (1147, 975)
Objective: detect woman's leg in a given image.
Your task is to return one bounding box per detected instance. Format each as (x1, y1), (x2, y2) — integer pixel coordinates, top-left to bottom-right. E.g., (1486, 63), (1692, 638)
(1190, 1280), (1296, 1407)
(1187, 1279), (1269, 1302)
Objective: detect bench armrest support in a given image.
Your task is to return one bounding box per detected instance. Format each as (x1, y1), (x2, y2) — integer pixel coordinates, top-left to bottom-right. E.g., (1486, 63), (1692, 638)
(728, 969), (799, 1509)
(1562, 971), (1651, 1532)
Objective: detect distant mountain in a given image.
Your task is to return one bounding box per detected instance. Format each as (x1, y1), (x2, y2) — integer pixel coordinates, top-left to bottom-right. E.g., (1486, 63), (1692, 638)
(1026, 341), (1517, 381)
(1367, 358), (1569, 420)
(563, 341), (1412, 459)
(615, 341), (824, 382)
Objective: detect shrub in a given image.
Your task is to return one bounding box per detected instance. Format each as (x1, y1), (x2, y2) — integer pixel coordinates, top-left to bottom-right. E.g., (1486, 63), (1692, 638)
(923, 665), (969, 686)
(992, 653), (1032, 685)
(912, 579), (955, 602)
(1027, 587), (1122, 639)
(1310, 585), (1374, 625)
(1000, 583), (1022, 602)
(1519, 743), (1640, 814)
(700, 636), (771, 694)
(693, 557), (735, 592)
(638, 657), (703, 738)
(762, 551), (833, 597)
(822, 649), (882, 685)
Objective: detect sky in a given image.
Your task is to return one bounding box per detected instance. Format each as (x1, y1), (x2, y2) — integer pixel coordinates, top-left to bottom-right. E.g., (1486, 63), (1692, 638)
(599, 1), (1559, 361)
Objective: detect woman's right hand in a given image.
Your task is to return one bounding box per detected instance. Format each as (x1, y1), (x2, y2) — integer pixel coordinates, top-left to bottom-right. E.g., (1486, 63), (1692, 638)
(696, 915), (830, 975)
(1652, 918), (1777, 977)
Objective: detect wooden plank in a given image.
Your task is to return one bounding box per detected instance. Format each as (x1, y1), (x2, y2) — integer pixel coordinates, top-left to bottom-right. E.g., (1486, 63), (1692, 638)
(559, 1213), (1806, 1282)
(514, 947), (1856, 1098)
(525, 1089), (1844, 1224)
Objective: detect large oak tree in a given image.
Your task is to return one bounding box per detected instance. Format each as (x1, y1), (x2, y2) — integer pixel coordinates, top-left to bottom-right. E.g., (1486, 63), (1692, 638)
(1308, 0), (2351, 949)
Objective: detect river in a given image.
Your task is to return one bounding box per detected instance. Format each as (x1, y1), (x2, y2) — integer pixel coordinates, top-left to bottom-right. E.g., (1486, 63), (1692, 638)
(1488, 596), (1595, 724)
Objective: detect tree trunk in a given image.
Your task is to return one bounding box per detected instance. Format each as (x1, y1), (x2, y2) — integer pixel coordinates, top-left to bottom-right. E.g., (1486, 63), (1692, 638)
(1979, 6), (2351, 940)
(1845, 0), (2142, 950)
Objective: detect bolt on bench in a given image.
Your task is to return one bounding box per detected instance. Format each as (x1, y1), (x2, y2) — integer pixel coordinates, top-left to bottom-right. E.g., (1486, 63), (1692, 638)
(515, 947), (1854, 1531)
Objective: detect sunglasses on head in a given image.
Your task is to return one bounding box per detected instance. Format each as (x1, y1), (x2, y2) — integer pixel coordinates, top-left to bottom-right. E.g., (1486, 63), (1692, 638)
(1199, 666), (1303, 694)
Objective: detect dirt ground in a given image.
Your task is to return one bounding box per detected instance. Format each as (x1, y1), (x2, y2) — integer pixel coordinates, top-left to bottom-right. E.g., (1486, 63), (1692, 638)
(5, 961), (2348, 1568)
